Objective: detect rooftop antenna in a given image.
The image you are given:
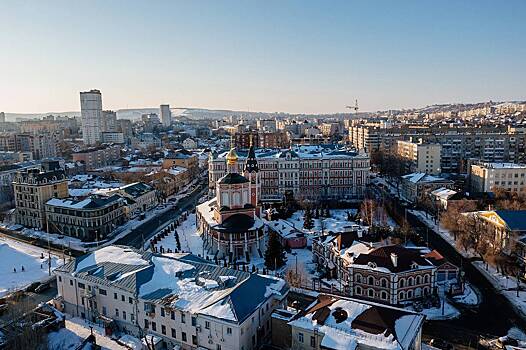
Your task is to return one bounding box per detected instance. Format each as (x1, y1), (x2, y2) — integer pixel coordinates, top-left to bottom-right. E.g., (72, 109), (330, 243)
(346, 99), (359, 114)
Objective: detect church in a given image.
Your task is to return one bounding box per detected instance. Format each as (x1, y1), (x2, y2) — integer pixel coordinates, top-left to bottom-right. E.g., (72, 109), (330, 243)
(196, 139), (266, 262)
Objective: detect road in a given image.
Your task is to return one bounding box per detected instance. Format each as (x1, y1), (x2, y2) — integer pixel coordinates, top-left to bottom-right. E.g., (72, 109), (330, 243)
(372, 181), (524, 347)
(114, 183), (207, 249)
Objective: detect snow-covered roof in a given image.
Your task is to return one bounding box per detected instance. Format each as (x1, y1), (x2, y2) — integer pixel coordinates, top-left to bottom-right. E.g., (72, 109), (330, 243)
(213, 145), (365, 161)
(57, 245), (288, 324)
(402, 172), (449, 184)
(288, 295), (424, 350)
(430, 187), (458, 200)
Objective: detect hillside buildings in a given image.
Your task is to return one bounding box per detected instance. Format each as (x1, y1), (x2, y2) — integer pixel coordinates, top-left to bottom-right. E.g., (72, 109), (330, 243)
(80, 89), (103, 145)
(13, 160), (68, 229)
(209, 145), (370, 202)
(469, 161), (526, 193)
(55, 246), (288, 350)
(197, 141), (265, 261)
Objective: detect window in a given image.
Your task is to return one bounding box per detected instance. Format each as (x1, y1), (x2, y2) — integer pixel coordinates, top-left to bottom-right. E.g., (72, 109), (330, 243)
(205, 321), (210, 329)
(399, 278), (405, 288)
(114, 292), (118, 300)
(311, 336), (316, 347)
(182, 332), (187, 342)
(191, 316), (196, 326)
(78, 282), (85, 289)
(161, 325), (166, 335)
(171, 311), (175, 320)
(121, 295), (125, 302)
(171, 328), (176, 338)
(115, 309), (119, 318)
(99, 288), (107, 296)
(131, 314), (135, 323)
(381, 278), (387, 288)
(298, 332), (304, 343)
(227, 327), (232, 335)
(216, 345), (222, 350)
(367, 276), (374, 285)
(160, 308), (165, 317)
(151, 322), (157, 331)
(69, 280), (73, 286)
(368, 289), (374, 297)
(102, 306), (107, 316)
(123, 311), (126, 320)
(58, 276), (62, 282)
(192, 335), (197, 345)
(129, 297), (133, 304)
(144, 319), (149, 329)
(181, 313), (186, 323)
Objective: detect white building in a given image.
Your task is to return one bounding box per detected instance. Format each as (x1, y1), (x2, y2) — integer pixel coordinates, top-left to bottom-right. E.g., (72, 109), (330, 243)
(209, 145), (370, 202)
(80, 90), (103, 145)
(55, 246), (289, 350)
(397, 139), (442, 175)
(469, 161), (526, 193)
(161, 104), (172, 127)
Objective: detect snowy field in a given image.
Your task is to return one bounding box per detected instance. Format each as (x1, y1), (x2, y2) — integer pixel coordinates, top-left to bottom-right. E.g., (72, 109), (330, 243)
(47, 318), (128, 350)
(0, 236), (63, 297)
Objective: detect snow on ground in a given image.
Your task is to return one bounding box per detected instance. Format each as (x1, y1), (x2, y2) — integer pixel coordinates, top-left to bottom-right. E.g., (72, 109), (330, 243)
(47, 317), (128, 350)
(452, 283), (480, 306)
(407, 300), (460, 321)
(0, 236), (63, 297)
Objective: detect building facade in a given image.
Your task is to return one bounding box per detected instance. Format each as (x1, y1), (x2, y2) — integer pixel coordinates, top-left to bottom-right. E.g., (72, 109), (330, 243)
(55, 246), (289, 350)
(397, 139), (441, 175)
(80, 89), (103, 145)
(72, 144), (121, 170)
(209, 145), (370, 202)
(160, 104), (172, 127)
(45, 194), (126, 241)
(13, 162), (68, 229)
(469, 161), (526, 193)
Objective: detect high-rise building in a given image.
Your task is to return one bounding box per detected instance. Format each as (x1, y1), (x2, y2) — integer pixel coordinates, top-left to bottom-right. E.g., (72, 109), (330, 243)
(0, 112), (5, 123)
(160, 104), (171, 127)
(102, 110), (117, 132)
(80, 89), (103, 145)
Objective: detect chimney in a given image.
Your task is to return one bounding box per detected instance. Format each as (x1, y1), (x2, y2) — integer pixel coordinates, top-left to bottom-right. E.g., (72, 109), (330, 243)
(390, 253), (398, 268)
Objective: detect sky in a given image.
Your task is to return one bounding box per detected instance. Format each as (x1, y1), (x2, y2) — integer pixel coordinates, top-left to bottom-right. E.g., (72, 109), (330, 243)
(1, 0), (525, 114)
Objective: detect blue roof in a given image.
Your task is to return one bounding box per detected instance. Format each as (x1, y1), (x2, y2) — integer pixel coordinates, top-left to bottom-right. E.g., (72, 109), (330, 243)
(496, 210), (526, 232)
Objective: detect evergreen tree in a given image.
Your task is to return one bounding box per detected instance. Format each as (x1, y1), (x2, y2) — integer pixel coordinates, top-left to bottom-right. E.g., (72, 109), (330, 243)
(303, 208), (314, 229)
(264, 231), (287, 270)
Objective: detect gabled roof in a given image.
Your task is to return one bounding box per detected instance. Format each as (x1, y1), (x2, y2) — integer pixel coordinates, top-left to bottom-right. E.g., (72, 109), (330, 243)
(353, 245), (434, 273)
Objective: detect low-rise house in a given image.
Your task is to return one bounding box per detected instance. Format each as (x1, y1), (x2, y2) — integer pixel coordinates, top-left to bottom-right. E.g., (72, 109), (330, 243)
(45, 194), (126, 241)
(282, 294), (424, 350)
(55, 246), (289, 350)
(147, 166), (191, 198)
(111, 182), (158, 215)
(265, 219), (307, 249)
(400, 172), (454, 204)
(430, 187), (463, 210)
(313, 233), (437, 305)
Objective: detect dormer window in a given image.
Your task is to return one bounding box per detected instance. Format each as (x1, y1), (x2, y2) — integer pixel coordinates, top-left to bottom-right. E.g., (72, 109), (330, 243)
(367, 262), (377, 269)
(411, 263), (419, 269)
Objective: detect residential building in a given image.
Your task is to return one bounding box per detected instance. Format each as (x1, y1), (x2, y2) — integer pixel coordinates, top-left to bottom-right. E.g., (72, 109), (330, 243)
(0, 161), (41, 207)
(147, 167), (191, 198)
(397, 139), (441, 175)
(55, 246), (289, 350)
(182, 138), (197, 149)
(0, 151), (33, 165)
(256, 119), (276, 132)
(72, 144), (121, 170)
(163, 150), (199, 176)
(160, 104), (171, 127)
(0, 112), (5, 123)
(469, 161), (526, 193)
(80, 89), (103, 145)
(196, 141), (265, 261)
(45, 194), (126, 241)
(400, 173), (454, 204)
(111, 182), (158, 217)
(209, 145), (370, 202)
(102, 110), (117, 132)
(313, 234), (437, 305)
(101, 132), (125, 144)
(13, 160), (68, 229)
(280, 294), (424, 350)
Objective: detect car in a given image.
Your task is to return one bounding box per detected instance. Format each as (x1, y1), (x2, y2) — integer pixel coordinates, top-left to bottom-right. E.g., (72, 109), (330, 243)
(34, 283), (50, 294)
(429, 339), (453, 350)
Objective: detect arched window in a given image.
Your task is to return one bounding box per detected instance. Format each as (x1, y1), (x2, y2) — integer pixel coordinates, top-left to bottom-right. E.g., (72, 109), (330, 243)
(407, 290), (413, 299)
(416, 276), (422, 285)
(368, 289), (374, 298)
(355, 286), (362, 295)
(399, 278), (405, 288)
(367, 276), (375, 286)
(380, 291), (388, 300)
(423, 287), (430, 296)
(408, 277), (414, 286)
(424, 275), (430, 283)
(381, 278), (388, 288)
(399, 291), (405, 300)
(355, 274), (362, 283)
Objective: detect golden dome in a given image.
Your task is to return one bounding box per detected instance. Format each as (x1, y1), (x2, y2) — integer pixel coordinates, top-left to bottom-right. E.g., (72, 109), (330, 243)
(226, 147), (238, 166)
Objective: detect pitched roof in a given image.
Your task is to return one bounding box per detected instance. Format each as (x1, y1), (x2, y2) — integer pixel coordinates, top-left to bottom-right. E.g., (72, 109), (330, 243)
(218, 173), (249, 185)
(353, 245), (434, 273)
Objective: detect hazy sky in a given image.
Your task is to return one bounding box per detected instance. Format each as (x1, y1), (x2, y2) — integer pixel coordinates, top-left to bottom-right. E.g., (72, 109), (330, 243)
(1, 0), (525, 114)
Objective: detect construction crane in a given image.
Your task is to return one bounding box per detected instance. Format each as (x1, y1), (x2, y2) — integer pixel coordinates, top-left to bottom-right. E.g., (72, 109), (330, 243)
(346, 99), (359, 113)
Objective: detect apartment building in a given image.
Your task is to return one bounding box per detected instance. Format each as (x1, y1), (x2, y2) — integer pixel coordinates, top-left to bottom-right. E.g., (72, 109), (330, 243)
(162, 150), (199, 176)
(209, 145), (370, 202)
(13, 161), (68, 229)
(349, 124), (526, 173)
(469, 161), (526, 193)
(72, 144), (121, 170)
(0, 133), (58, 160)
(397, 139), (442, 175)
(400, 173), (454, 204)
(110, 182), (158, 216)
(45, 194), (126, 241)
(55, 246), (289, 350)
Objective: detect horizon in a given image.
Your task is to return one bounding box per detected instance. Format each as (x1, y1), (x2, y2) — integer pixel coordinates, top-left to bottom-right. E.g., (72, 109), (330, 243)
(1, 1), (526, 114)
